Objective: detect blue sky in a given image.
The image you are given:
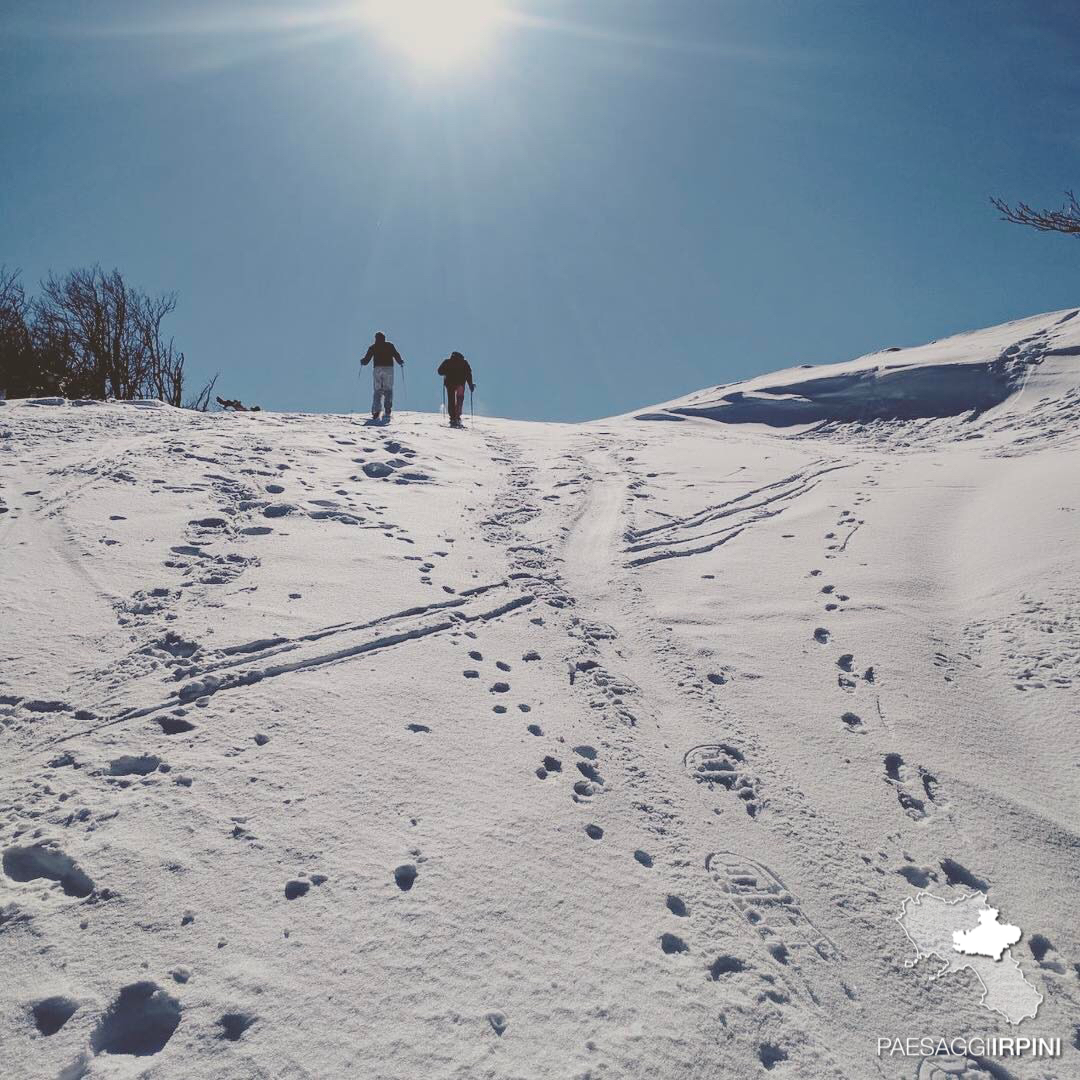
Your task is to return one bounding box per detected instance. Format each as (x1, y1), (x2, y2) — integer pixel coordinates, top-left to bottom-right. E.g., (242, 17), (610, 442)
(3, 1), (1079, 421)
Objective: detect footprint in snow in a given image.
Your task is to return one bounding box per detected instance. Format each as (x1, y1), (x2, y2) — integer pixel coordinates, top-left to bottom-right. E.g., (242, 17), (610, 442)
(883, 753), (942, 820)
(705, 850), (841, 1000)
(156, 716), (196, 735)
(31, 996), (80, 1036)
(536, 755), (562, 779)
(576, 760), (604, 785)
(684, 743), (762, 817)
(2, 842), (95, 897)
(897, 864), (935, 888)
(840, 711), (864, 732)
(759, 1043), (788, 1070)
(660, 933), (688, 954)
(666, 895), (689, 917)
(89, 981), (182, 1057)
(708, 955), (747, 979)
(571, 746), (606, 802)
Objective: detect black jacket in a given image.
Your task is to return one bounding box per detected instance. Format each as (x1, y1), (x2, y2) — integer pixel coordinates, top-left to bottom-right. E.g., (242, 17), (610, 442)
(438, 354), (473, 389)
(362, 340), (403, 367)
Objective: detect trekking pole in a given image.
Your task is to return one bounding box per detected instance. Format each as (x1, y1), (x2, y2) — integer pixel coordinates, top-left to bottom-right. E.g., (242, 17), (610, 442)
(469, 386), (474, 428)
(400, 364), (407, 410)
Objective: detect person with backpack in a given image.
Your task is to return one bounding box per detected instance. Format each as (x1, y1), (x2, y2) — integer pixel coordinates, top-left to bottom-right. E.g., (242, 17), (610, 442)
(437, 351), (475, 428)
(360, 331), (404, 421)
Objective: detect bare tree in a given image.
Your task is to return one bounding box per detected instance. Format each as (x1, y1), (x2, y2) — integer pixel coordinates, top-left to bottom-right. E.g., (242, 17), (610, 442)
(135, 289), (185, 405)
(185, 372), (220, 412)
(35, 267), (138, 398)
(3, 264), (213, 405)
(991, 190), (1080, 236)
(0, 267), (27, 334)
(32, 266), (197, 403)
(0, 266), (42, 397)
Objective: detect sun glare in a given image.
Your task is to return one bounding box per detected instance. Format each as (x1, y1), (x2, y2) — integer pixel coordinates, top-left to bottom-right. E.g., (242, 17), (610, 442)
(361, 0), (502, 68)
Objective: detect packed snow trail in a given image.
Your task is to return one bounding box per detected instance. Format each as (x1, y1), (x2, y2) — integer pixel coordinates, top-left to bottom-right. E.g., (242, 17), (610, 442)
(2, 309), (1080, 1080)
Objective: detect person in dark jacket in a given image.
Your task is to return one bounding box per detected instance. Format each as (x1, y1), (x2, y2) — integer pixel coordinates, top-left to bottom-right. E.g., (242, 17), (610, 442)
(360, 331), (404, 421)
(437, 351), (474, 428)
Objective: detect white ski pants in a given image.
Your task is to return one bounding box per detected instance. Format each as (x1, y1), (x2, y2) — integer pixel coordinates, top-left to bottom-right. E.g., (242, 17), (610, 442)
(371, 366), (394, 415)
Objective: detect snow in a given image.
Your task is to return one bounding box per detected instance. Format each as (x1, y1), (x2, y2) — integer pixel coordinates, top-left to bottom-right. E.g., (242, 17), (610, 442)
(642, 306), (1080, 435)
(2, 308), (1079, 1079)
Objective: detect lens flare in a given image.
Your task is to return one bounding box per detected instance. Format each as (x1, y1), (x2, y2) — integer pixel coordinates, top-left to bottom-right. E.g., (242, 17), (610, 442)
(361, 0), (502, 68)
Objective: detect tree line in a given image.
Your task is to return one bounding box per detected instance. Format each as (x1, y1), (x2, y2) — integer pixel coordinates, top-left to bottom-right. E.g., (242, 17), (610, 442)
(0, 265), (215, 407)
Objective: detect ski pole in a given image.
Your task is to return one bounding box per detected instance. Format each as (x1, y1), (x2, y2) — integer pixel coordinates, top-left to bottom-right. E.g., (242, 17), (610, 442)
(400, 363), (407, 409)
(469, 386), (474, 428)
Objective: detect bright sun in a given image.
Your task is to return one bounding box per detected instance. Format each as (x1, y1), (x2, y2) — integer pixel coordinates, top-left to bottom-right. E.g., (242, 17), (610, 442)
(361, 0), (503, 68)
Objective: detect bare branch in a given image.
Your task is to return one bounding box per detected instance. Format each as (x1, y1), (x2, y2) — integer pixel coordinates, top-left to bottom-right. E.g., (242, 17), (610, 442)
(990, 190), (1080, 236)
(0, 266), (38, 397)
(185, 372), (220, 412)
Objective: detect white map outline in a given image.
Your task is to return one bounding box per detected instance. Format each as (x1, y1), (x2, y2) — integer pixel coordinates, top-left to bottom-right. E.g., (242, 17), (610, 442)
(896, 890), (1042, 1025)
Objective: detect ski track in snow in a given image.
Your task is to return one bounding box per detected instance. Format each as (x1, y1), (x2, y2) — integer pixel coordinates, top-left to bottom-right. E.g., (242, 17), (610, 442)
(3, 313), (1080, 1080)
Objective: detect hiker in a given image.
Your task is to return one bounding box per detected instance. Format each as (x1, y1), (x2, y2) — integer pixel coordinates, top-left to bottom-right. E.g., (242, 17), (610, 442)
(360, 331), (404, 421)
(437, 351), (475, 428)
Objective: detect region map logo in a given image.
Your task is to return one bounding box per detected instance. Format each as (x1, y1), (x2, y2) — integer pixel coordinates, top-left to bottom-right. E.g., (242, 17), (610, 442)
(896, 890), (1041, 1024)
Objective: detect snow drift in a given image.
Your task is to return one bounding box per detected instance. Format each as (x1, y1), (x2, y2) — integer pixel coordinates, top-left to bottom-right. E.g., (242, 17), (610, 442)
(642, 307), (1080, 427)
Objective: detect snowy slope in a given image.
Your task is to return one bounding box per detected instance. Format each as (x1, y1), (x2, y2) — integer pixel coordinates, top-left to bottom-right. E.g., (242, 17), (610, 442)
(640, 307), (1080, 438)
(2, 310), (1079, 1080)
